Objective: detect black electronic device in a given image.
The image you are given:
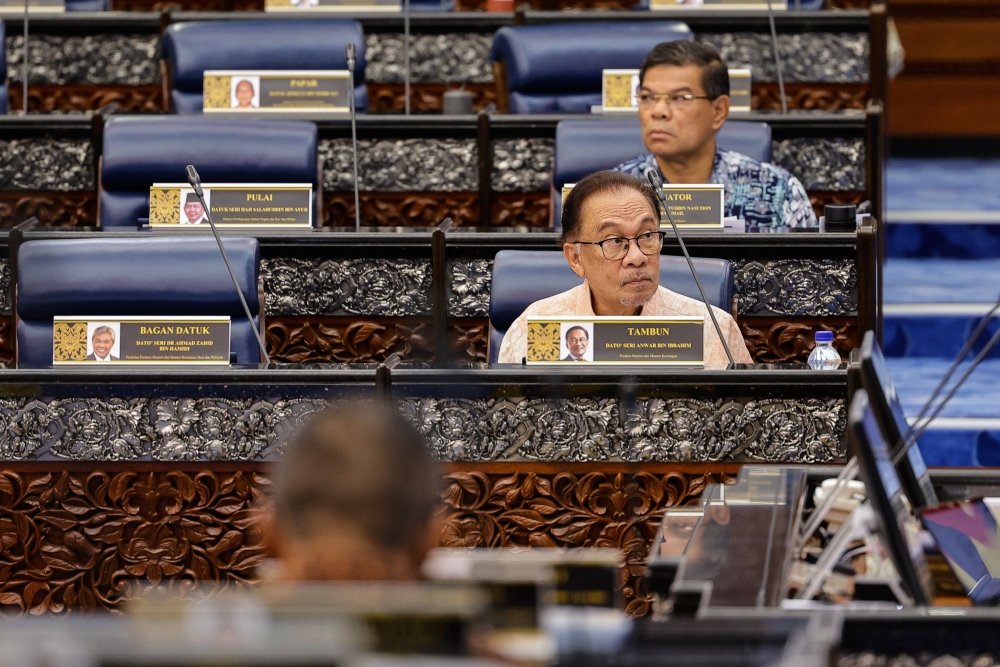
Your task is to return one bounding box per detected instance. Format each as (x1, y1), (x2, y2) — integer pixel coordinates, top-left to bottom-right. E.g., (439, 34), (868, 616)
(859, 331), (939, 509)
(848, 390), (934, 606)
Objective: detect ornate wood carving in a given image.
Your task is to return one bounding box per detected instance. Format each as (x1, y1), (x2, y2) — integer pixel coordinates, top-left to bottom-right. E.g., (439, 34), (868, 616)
(739, 316), (858, 364)
(110, 0), (261, 9)
(366, 83), (497, 114)
(0, 469), (268, 614)
(826, 0), (868, 8)
(439, 470), (738, 615)
(323, 192), (480, 228)
(808, 191), (867, 219)
(9, 85), (163, 114)
(0, 318), (13, 364)
(0, 192), (96, 228)
(752, 83), (870, 111)
(492, 192), (550, 228)
(266, 317), (488, 364)
(456, 0), (632, 10)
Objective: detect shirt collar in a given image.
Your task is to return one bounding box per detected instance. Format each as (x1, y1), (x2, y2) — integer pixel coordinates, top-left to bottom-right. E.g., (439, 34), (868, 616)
(645, 148), (724, 185)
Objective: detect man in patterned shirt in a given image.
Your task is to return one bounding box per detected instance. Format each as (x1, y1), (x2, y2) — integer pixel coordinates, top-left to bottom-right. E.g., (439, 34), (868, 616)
(614, 41), (816, 232)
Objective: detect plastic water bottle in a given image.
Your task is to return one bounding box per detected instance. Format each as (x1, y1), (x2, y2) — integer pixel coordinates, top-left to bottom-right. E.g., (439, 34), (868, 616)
(808, 331), (841, 370)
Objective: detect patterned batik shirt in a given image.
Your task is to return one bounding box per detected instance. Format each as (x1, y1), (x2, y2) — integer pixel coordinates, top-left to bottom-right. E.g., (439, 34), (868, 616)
(614, 149), (817, 232)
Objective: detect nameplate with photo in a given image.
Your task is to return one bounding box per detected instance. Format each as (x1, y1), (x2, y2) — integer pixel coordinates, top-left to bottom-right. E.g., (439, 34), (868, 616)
(562, 182), (723, 230)
(149, 183), (313, 229)
(525, 316), (704, 365)
(264, 0), (399, 11)
(601, 68), (752, 113)
(203, 71), (351, 113)
(0, 0), (64, 12)
(52, 317), (231, 365)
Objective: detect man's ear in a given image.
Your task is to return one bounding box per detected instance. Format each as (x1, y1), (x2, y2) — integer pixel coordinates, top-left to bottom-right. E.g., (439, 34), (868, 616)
(711, 95), (730, 131)
(563, 243), (586, 278)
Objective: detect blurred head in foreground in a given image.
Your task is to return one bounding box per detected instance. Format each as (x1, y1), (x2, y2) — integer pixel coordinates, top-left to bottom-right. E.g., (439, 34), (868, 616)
(271, 401), (441, 581)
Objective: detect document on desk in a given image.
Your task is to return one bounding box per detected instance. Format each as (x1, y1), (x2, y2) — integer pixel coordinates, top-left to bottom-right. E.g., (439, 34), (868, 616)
(526, 315), (704, 365)
(52, 316), (231, 365)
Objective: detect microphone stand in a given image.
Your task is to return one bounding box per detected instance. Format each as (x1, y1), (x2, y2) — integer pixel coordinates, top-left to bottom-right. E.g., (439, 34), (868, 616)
(765, 0), (787, 114)
(646, 170), (735, 365)
(346, 43), (361, 232)
(185, 165), (271, 366)
(404, 0), (411, 115)
(22, 0), (29, 114)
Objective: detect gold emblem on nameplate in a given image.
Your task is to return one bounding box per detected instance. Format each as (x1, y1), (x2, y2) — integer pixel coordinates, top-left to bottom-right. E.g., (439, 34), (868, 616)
(203, 75), (232, 110)
(53, 321), (88, 361)
(149, 188), (181, 226)
(604, 73), (635, 110)
(526, 322), (561, 362)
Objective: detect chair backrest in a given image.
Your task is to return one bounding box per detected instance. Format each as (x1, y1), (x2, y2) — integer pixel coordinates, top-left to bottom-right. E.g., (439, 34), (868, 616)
(487, 249), (734, 363)
(16, 237), (262, 368)
(0, 22), (6, 115)
(162, 20), (367, 114)
(551, 117), (772, 228)
(99, 116), (318, 228)
(490, 22), (692, 114)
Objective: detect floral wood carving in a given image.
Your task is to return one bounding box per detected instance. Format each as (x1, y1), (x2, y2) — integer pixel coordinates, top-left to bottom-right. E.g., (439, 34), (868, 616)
(0, 192), (96, 227)
(0, 317), (13, 364)
(366, 83), (497, 114)
(111, 0), (262, 8)
(492, 193), (550, 227)
(323, 192), (479, 228)
(752, 83), (870, 111)
(0, 469), (268, 614)
(266, 317), (436, 365)
(9, 85), (163, 113)
(739, 317), (858, 364)
(439, 470), (737, 615)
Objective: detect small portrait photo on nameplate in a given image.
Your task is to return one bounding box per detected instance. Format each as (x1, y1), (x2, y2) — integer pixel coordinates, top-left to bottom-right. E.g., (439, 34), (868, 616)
(203, 71), (351, 114)
(659, 184), (725, 230)
(265, 0), (399, 10)
(728, 69), (752, 113)
(53, 316), (231, 365)
(602, 69), (640, 114)
(526, 316), (704, 365)
(150, 183), (313, 229)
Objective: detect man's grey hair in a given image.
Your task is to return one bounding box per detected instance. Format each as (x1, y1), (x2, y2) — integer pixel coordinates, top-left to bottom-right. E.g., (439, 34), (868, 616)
(92, 326), (115, 342)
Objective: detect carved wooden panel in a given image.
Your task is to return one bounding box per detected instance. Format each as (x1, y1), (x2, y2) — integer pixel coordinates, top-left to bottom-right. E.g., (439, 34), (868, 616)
(439, 469), (738, 615)
(110, 0), (261, 9)
(752, 83), (870, 111)
(366, 83), (497, 114)
(0, 469), (268, 613)
(0, 318), (13, 364)
(266, 317), (488, 364)
(739, 316), (858, 364)
(456, 0), (631, 10)
(9, 85), (163, 113)
(0, 192), (96, 228)
(323, 192), (480, 228)
(492, 192), (550, 228)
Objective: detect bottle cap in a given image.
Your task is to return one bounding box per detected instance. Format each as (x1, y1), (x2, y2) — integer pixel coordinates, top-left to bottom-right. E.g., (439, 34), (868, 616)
(815, 331), (834, 343)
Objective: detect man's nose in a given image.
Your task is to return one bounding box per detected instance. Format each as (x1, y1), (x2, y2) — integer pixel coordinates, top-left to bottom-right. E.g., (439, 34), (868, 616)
(622, 239), (648, 267)
(651, 97), (673, 119)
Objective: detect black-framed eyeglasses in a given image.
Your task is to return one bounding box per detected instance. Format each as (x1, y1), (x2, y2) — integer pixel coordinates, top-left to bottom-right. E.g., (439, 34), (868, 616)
(636, 92), (714, 109)
(575, 231), (666, 261)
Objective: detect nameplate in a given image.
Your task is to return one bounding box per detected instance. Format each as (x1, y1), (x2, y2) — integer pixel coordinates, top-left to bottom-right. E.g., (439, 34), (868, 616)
(526, 316), (704, 365)
(562, 182), (723, 230)
(53, 317), (231, 365)
(0, 0), (64, 12)
(601, 68), (752, 113)
(265, 0), (400, 10)
(149, 183), (313, 229)
(203, 71), (351, 114)
(649, 0), (785, 10)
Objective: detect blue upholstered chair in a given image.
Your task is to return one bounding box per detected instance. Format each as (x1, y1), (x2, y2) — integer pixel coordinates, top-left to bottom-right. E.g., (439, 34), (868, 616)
(487, 249), (734, 363)
(0, 22), (6, 115)
(161, 20), (367, 114)
(16, 237), (263, 368)
(66, 0), (108, 9)
(551, 117), (772, 227)
(491, 22), (692, 114)
(99, 116), (318, 228)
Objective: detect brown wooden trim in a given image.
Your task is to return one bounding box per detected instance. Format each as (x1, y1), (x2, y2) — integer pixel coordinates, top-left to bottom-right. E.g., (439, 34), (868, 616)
(9, 85), (164, 113)
(441, 461), (744, 474)
(751, 83), (870, 111)
(857, 215), (879, 344)
(0, 191), (97, 228)
(492, 62), (509, 114)
(365, 82), (497, 114)
(869, 3), (889, 104)
(0, 461), (273, 473)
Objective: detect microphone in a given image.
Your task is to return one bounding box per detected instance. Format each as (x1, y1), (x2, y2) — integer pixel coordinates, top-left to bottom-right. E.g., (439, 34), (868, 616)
(765, 0), (787, 113)
(185, 165), (272, 366)
(346, 43), (361, 232)
(646, 169), (735, 365)
(404, 0), (411, 115)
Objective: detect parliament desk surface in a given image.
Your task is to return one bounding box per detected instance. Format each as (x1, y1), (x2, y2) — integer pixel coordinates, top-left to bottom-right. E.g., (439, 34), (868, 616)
(0, 363), (844, 614)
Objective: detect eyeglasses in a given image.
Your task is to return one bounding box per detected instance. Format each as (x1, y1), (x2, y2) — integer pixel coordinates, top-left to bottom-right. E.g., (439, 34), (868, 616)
(576, 231), (666, 261)
(636, 92), (714, 109)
